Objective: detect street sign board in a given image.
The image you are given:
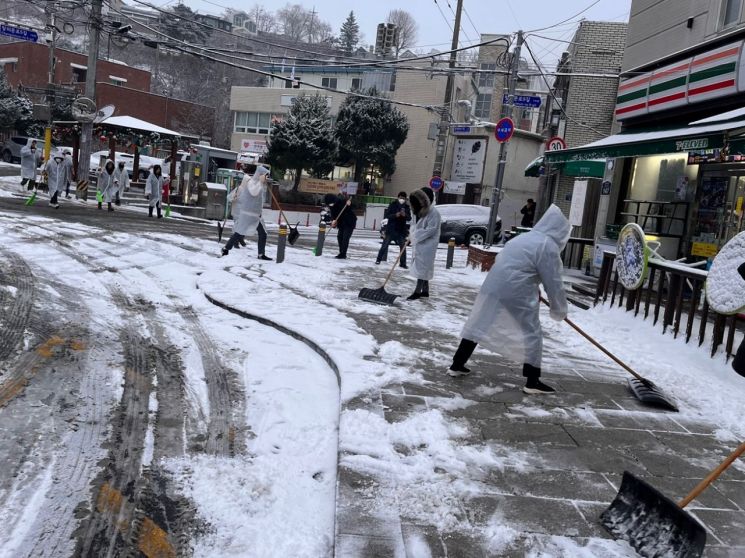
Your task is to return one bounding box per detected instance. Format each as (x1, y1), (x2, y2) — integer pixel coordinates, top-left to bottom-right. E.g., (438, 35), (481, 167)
(429, 176), (444, 191)
(546, 136), (567, 151)
(0, 23), (38, 42)
(453, 126), (471, 133)
(451, 138), (486, 183)
(495, 117), (515, 143)
(503, 94), (542, 108)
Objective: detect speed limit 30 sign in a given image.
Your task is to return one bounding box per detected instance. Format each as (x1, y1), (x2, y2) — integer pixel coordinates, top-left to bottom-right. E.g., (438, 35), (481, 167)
(546, 136), (567, 151)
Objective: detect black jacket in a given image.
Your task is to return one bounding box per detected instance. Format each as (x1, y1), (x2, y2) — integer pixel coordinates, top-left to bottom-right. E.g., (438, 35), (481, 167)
(520, 204), (535, 227)
(385, 200), (411, 235)
(331, 198), (357, 229)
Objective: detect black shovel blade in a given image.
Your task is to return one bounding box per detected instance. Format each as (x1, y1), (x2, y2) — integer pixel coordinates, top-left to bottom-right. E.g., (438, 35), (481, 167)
(288, 223), (300, 245)
(358, 287), (398, 305)
(600, 471), (706, 558)
(627, 378), (679, 412)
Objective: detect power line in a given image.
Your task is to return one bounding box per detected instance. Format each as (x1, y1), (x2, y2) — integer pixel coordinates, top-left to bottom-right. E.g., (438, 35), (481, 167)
(432, 0), (453, 33)
(523, 39), (606, 136)
(524, 0), (602, 33)
(444, 0), (474, 45)
(462, 5), (481, 38)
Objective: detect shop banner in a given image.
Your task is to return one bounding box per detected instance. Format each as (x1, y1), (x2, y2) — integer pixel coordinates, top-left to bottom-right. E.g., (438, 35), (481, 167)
(569, 180), (588, 227)
(299, 178), (344, 194)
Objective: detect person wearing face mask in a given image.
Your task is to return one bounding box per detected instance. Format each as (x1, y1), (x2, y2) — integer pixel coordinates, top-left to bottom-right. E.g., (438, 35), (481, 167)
(447, 205), (571, 395)
(221, 165), (272, 259)
(376, 191), (411, 267)
(113, 161), (129, 206)
(44, 153), (68, 209)
(146, 164), (164, 217)
(407, 187), (441, 300)
(20, 140), (43, 191)
(98, 159), (117, 212)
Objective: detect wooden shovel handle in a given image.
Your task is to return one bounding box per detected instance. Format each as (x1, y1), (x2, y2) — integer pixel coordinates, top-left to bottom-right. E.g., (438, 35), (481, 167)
(268, 186), (291, 226)
(679, 442), (745, 508)
(381, 240), (410, 289)
(331, 202), (350, 227)
(539, 296), (647, 383)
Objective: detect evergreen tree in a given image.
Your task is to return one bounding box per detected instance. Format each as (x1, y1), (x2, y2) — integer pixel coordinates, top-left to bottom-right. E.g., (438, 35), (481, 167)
(266, 95), (338, 190)
(339, 11), (359, 55)
(335, 88), (409, 183)
(0, 69), (35, 133)
(162, 4), (210, 44)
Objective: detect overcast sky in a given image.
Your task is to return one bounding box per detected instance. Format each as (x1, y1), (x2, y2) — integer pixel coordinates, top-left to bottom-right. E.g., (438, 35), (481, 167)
(151, 0), (631, 68)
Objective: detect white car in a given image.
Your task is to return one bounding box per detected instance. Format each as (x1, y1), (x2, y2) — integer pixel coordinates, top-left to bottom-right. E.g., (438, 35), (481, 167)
(90, 150), (163, 180)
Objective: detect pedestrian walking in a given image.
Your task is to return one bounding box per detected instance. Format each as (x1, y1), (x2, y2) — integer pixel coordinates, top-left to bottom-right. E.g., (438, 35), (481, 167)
(447, 205), (571, 394)
(113, 161), (129, 206)
(44, 153), (68, 209)
(221, 165), (272, 259)
(520, 198), (536, 227)
(20, 140), (42, 191)
(407, 187), (441, 300)
(63, 149), (74, 198)
(376, 191), (411, 268)
(98, 159), (117, 212)
(146, 164), (164, 218)
(331, 193), (357, 259)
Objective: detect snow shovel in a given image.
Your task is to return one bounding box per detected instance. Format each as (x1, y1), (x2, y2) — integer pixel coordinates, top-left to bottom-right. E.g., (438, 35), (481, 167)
(359, 241), (409, 305)
(600, 441), (745, 558)
(217, 219), (226, 243)
(539, 296), (678, 412)
(267, 188), (299, 245)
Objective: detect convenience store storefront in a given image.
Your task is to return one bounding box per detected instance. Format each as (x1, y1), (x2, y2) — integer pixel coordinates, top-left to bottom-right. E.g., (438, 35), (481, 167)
(545, 112), (745, 262)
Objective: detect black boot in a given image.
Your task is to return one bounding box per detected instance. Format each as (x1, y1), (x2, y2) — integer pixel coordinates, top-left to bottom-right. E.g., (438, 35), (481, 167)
(115, 193), (121, 206)
(157, 204), (162, 218)
(98, 201), (102, 210)
(448, 339), (477, 377)
(108, 202), (114, 212)
(258, 254), (272, 261)
(522, 364), (555, 394)
(148, 206), (153, 217)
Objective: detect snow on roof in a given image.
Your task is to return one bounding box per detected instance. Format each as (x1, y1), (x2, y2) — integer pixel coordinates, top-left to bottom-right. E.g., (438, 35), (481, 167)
(567, 118), (745, 151)
(690, 107), (745, 125)
(100, 115), (182, 137)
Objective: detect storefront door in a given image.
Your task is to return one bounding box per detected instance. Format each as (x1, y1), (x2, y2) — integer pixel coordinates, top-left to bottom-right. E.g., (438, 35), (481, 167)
(693, 170), (745, 255)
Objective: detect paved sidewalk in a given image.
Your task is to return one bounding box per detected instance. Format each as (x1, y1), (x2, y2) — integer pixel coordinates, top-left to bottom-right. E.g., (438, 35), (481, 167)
(327, 243), (745, 557)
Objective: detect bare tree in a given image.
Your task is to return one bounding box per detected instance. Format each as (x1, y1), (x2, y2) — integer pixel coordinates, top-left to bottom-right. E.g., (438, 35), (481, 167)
(310, 20), (334, 44)
(276, 3), (308, 41)
(386, 9), (418, 58)
(249, 4), (277, 33)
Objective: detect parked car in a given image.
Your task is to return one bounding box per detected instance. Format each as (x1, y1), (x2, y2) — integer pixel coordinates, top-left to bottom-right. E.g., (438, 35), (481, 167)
(90, 150), (162, 180)
(437, 204), (502, 245)
(1, 136), (53, 163)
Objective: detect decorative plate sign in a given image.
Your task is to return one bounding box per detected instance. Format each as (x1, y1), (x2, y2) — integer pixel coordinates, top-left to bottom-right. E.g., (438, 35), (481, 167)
(706, 231), (745, 314)
(616, 223), (648, 290)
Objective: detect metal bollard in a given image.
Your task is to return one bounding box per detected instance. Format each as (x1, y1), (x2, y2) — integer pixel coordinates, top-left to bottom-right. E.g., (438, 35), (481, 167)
(446, 237), (456, 269)
(277, 224), (287, 263)
(315, 223), (326, 256)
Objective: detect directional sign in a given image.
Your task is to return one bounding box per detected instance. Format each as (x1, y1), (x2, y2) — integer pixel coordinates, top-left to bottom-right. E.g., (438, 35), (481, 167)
(0, 23), (38, 43)
(495, 117), (515, 143)
(546, 136), (567, 151)
(503, 94), (542, 108)
(452, 126), (471, 133)
(429, 176), (444, 191)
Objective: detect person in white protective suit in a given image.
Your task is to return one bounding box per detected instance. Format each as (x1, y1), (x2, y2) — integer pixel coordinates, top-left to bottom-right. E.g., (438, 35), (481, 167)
(407, 187), (441, 300)
(98, 159), (117, 212)
(44, 153), (69, 208)
(113, 161), (129, 206)
(221, 164), (272, 260)
(20, 140), (43, 191)
(448, 204), (570, 394)
(146, 165), (164, 218)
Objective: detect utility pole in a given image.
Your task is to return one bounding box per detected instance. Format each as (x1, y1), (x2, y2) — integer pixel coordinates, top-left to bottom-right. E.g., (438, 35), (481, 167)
(44, 1), (57, 162)
(431, 0), (463, 181)
(76, 0), (103, 199)
(486, 30), (523, 246)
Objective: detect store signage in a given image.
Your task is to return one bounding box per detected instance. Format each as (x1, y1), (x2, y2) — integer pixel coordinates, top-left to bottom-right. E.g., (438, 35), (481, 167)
(298, 177), (343, 194)
(240, 139), (268, 153)
(675, 138), (708, 151)
(687, 148), (745, 165)
(451, 138), (486, 182)
(444, 181), (467, 195)
(691, 242), (719, 258)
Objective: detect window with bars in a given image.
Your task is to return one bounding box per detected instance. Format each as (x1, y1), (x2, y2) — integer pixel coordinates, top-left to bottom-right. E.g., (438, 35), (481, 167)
(477, 63), (496, 89)
(474, 93), (492, 118)
(351, 78), (361, 90)
(234, 112), (274, 134)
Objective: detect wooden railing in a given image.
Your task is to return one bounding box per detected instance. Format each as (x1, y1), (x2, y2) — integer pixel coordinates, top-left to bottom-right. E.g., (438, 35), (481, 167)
(595, 252), (742, 359)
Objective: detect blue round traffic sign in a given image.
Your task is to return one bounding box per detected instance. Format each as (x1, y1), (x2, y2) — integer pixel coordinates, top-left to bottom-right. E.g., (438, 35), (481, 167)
(429, 176), (444, 191)
(495, 117), (515, 143)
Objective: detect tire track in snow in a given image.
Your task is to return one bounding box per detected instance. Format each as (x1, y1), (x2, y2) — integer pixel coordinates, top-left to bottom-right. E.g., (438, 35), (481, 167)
(0, 248), (34, 362)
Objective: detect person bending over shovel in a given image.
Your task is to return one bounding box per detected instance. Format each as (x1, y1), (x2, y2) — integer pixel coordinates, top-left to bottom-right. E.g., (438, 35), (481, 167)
(221, 165), (272, 260)
(448, 204), (570, 394)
